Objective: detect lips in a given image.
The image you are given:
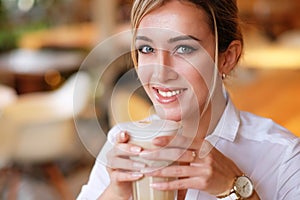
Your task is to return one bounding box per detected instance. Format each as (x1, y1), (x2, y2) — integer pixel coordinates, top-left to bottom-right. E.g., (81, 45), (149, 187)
(153, 86), (185, 104)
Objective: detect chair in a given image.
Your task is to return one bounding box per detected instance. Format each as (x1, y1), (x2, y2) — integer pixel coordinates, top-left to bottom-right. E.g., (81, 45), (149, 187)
(0, 84), (17, 110)
(0, 71), (91, 199)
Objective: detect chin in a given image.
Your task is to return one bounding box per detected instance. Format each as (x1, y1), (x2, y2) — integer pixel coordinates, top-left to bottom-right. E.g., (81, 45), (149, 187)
(162, 114), (182, 122)
(154, 106), (183, 122)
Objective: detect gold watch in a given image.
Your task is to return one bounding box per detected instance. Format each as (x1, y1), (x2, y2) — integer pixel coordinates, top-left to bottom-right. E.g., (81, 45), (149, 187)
(217, 175), (254, 199)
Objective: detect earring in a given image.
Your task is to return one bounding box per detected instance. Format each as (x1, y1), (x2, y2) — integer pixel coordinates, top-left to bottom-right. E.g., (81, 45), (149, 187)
(222, 73), (227, 80)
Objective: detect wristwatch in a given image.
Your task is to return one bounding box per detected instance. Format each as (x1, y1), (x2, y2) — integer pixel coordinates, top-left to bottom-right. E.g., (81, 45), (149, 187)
(217, 175), (254, 199)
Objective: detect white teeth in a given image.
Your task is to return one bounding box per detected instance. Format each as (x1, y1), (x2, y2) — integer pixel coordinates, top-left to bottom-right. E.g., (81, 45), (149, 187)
(158, 89), (182, 97)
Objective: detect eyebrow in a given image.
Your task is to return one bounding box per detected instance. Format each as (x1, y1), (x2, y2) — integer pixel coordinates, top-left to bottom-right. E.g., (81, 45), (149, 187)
(135, 35), (201, 43)
(136, 36), (153, 42)
(167, 35), (201, 43)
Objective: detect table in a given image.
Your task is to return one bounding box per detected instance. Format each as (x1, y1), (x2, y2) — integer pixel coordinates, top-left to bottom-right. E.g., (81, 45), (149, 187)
(0, 49), (84, 94)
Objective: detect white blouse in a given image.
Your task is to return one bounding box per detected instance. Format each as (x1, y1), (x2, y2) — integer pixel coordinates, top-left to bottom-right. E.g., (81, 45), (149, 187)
(77, 99), (300, 200)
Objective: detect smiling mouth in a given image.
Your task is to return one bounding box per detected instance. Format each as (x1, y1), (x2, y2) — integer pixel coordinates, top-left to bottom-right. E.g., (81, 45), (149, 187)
(153, 86), (185, 104)
(157, 89), (182, 97)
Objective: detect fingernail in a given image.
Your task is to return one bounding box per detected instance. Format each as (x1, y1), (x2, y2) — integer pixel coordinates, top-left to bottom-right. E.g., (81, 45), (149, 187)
(131, 172), (143, 178)
(133, 162), (146, 169)
(140, 168), (155, 174)
(130, 146), (142, 153)
(139, 150), (151, 157)
(150, 183), (160, 188)
(153, 137), (166, 145)
(120, 131), (126, 139)
(153, 137), (161, 143)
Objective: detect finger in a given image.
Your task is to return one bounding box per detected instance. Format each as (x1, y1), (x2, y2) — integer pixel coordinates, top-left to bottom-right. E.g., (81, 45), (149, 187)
(140, 148), (183, 162)
(107, 157), (146, 171)
(116, 131), (130, 143)
(155, 136), (215, 159)
(109, 143), (143, 157)
(150, 177), (203, 190)
(140, 148), (197, 163)
(153, 135), (202, 150)
(110, 171), (144, 183)
(144, 165), (211, 178)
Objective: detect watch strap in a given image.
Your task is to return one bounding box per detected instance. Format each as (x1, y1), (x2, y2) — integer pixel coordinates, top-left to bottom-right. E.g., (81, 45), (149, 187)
(216, 188), (241, 199)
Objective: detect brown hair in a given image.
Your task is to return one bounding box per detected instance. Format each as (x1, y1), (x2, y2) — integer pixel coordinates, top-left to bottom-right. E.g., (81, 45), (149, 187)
(130, 0), (243, 65)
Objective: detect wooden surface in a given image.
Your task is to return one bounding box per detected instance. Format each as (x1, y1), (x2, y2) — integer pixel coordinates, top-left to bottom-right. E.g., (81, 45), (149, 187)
(226, 68), (300, 137)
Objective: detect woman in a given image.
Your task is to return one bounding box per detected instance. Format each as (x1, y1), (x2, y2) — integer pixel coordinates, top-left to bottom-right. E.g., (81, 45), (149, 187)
(78, 0), (300, 199)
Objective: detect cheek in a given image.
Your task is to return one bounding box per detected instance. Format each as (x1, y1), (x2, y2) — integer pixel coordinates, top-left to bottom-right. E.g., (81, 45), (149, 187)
(185, 69), (209, 100)
(136, 64), (154, 95)
(192, 75), (209, 106)
(187, 57), (214, 87)
(175, 58), (210, 107)
(137, 65), (152, 81)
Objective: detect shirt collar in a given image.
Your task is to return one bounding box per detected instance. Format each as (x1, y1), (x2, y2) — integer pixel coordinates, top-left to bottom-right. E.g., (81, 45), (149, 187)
(206, 97), (240, 144)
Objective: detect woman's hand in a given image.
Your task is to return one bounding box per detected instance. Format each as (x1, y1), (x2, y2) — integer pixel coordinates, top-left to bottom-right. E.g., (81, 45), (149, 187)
(139, 135), (242, 196)
(99, 132), (145, 200)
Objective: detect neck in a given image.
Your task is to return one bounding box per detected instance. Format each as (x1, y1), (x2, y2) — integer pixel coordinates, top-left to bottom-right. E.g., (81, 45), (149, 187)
(181, 85), (227, 141)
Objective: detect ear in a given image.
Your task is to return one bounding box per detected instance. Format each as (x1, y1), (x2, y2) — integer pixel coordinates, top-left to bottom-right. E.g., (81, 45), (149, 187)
(218, 40), (242, 75)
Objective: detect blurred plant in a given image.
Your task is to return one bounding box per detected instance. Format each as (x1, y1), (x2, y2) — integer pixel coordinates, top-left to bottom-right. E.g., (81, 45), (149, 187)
(0, 0), (50, 52)
(0, 0), (92, 52)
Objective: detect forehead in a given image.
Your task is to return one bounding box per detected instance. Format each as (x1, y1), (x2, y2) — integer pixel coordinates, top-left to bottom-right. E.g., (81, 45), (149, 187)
(137, 0), (212, 38)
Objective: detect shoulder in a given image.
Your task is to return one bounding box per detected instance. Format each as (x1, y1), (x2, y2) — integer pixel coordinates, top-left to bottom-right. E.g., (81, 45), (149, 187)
(238, 110), (299, 147)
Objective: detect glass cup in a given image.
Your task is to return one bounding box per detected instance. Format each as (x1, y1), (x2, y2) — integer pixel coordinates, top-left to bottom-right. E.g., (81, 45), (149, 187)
(118, 119), (182, 200)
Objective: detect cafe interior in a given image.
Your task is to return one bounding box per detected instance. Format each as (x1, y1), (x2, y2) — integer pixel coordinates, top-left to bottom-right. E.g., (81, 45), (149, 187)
(0, 0), (299, 199)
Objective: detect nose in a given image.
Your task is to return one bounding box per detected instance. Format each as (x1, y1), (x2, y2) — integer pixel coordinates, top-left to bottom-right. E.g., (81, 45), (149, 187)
(153, 50), (178, 82)
(158, 49), (171, 66)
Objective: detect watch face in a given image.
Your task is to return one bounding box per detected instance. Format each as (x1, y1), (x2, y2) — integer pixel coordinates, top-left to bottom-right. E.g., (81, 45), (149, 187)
(234, 176), (254, 198)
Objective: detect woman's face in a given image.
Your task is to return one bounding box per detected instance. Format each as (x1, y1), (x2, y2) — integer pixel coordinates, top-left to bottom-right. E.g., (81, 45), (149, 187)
(135, 0), (216, 121)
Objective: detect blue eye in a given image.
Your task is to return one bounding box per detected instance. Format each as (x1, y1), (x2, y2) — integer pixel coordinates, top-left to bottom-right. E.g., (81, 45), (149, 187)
(138, 45), (154, 54)
(175, 45), (197, 54)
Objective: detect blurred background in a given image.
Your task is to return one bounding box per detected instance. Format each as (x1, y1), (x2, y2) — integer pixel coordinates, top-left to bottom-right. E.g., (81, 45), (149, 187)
(0, 0), (299, 199)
